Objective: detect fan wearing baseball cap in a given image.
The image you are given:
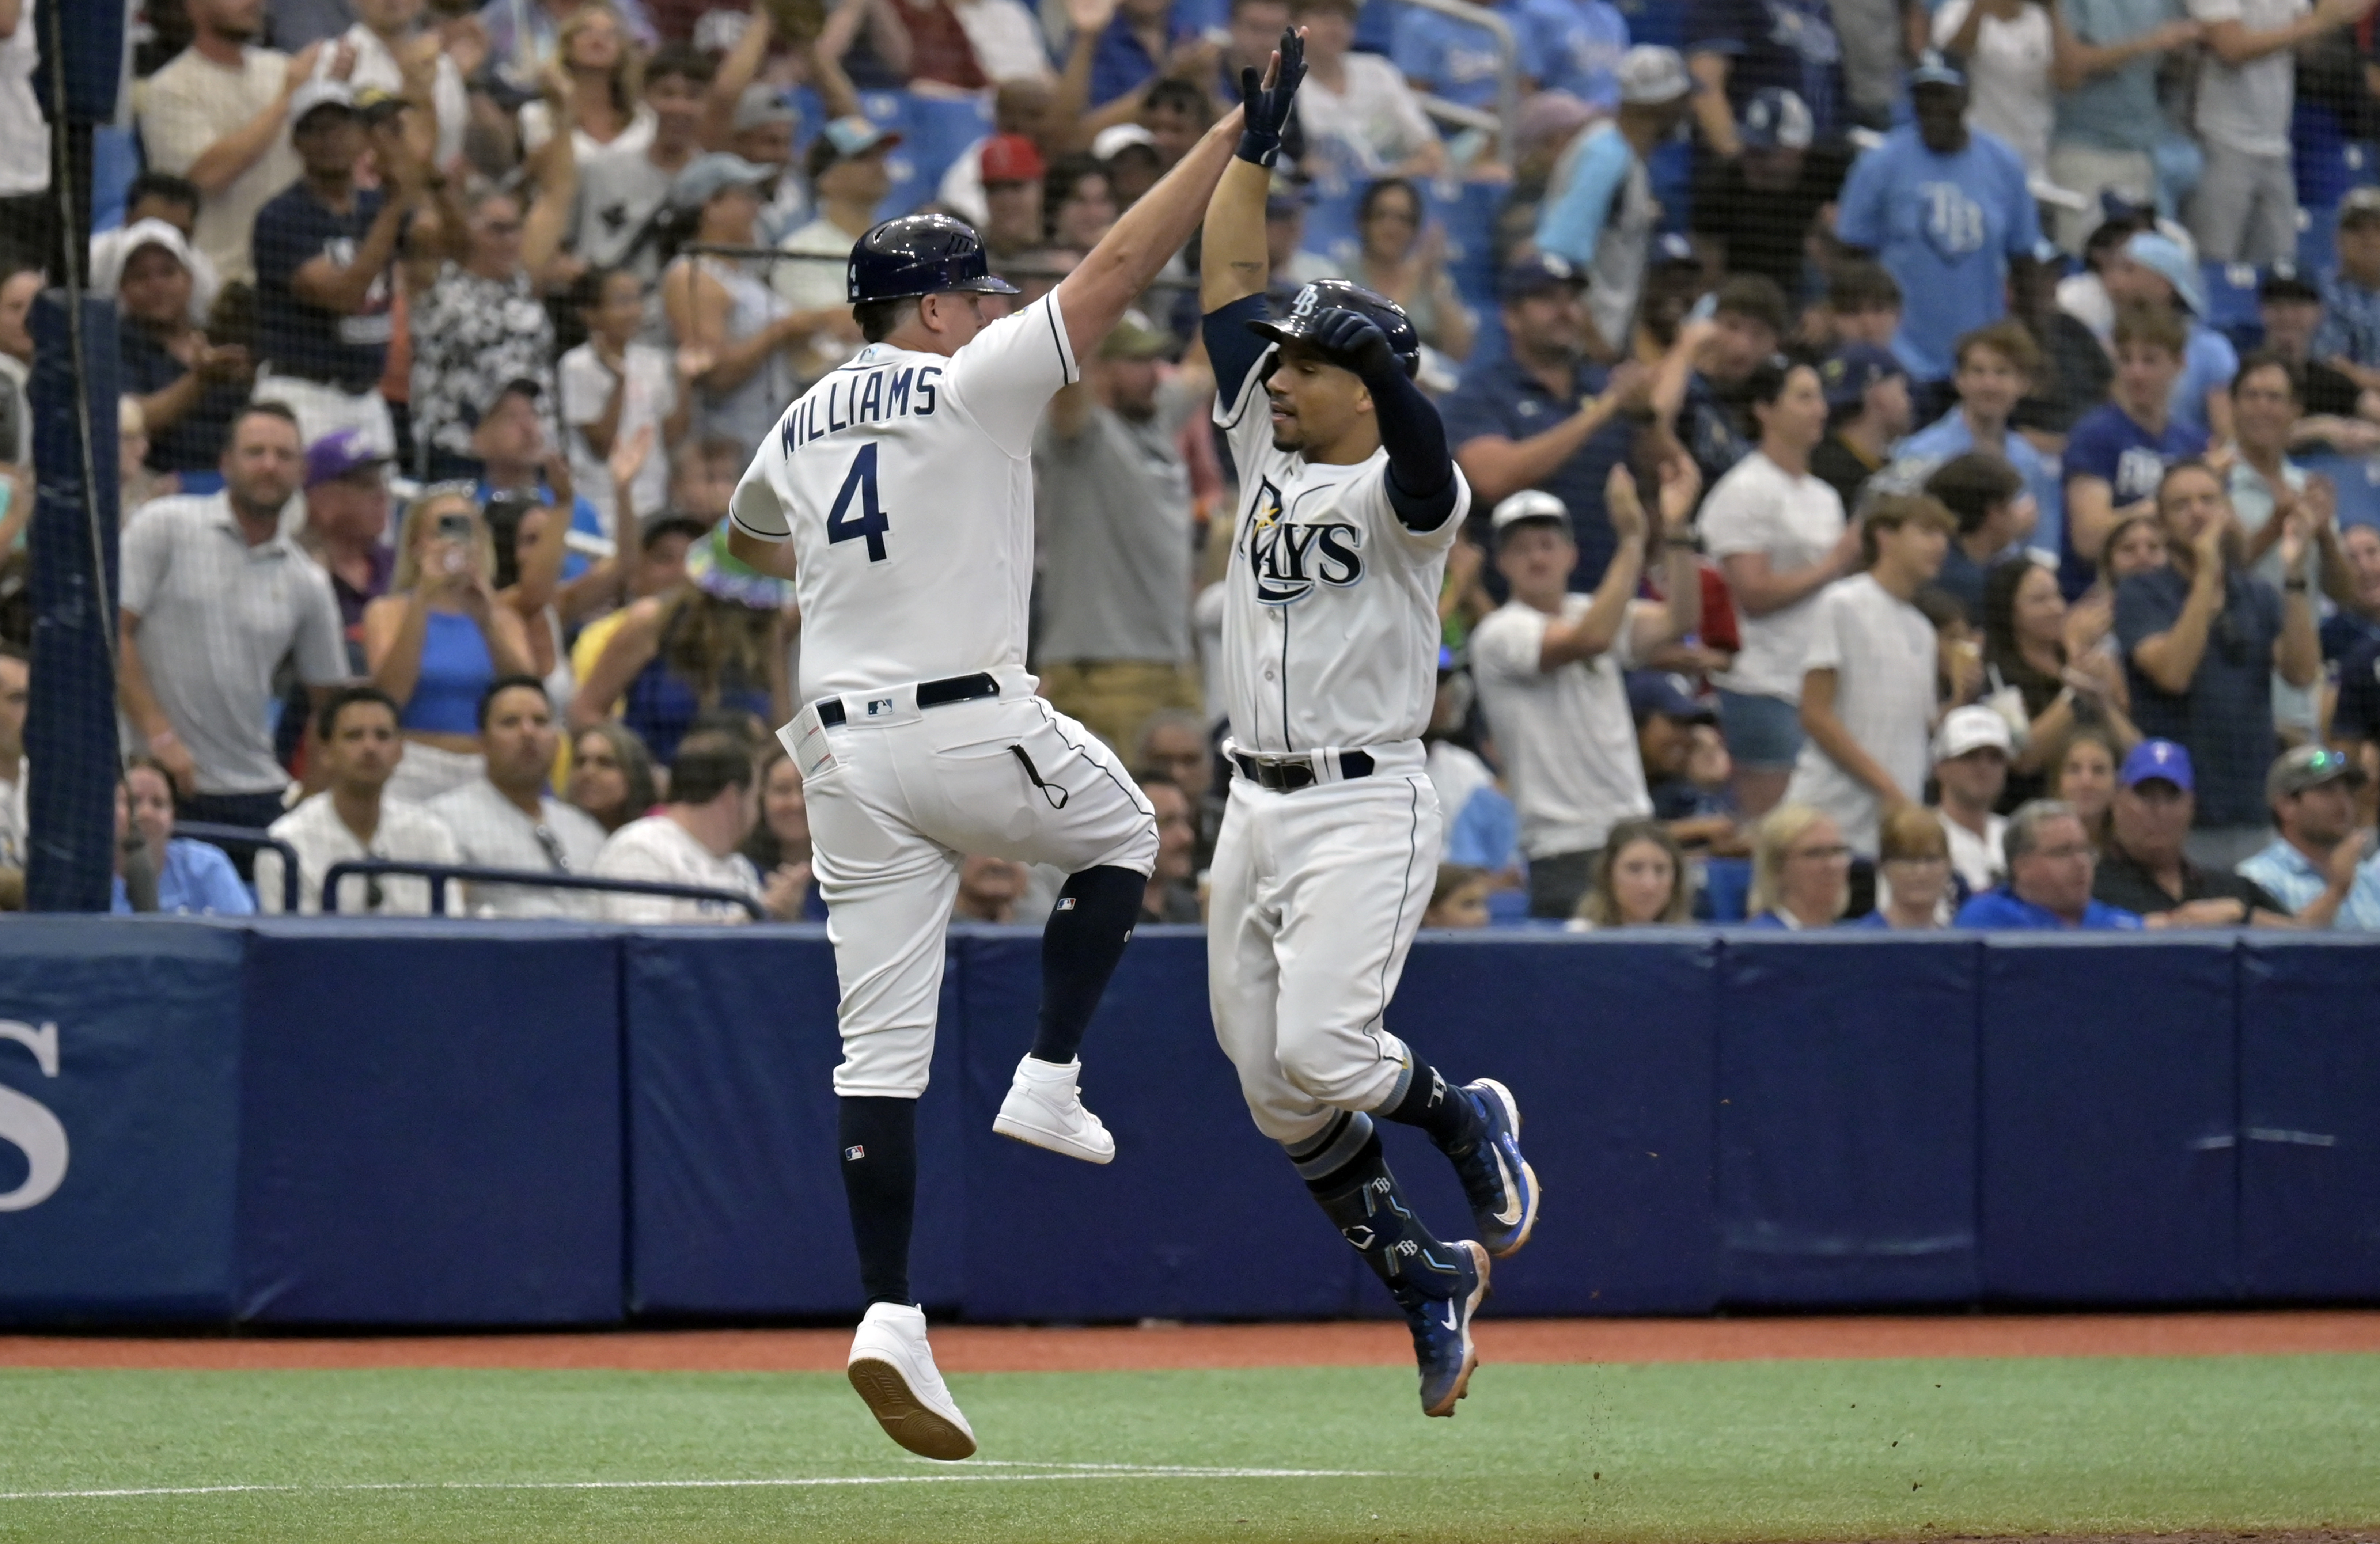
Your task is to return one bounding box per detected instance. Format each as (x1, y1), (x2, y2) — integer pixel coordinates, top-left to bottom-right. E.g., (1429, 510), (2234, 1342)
(1534, 45), (1695, 357)
(2235, 746), (2380, 929)
(2088, 739), (2288, 925)
(1808, 342), (1910, 513)
(1687, 88), (1844, 300)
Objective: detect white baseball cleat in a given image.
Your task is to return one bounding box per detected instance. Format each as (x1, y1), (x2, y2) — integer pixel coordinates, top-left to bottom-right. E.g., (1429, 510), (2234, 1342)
(846, 1302), (978, 1461)
(991, 1054), (1115, 1164)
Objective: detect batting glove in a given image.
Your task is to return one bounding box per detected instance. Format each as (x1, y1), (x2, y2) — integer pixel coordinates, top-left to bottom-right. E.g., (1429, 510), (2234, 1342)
(1308, 307), (1399, 384)
(1236, 27), (1306, 167)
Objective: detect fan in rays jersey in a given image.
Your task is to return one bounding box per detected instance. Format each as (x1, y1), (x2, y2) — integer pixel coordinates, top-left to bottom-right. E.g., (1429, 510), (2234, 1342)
(723, 90), (1270, 1461)
(1194, 27), (1543, 1422)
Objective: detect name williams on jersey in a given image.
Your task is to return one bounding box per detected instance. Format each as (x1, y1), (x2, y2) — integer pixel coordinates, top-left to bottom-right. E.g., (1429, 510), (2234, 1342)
(1242, 477), (1364, 606)
(780, 361), (942, 452)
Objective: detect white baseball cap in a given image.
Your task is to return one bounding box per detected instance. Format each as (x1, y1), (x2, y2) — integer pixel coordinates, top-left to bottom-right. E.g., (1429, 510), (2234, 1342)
(1490, 489), (1570, 532)
(288, 76), (357, 127)
(1617, 46), (1691, 106)
(1934, 704), (2015, 762)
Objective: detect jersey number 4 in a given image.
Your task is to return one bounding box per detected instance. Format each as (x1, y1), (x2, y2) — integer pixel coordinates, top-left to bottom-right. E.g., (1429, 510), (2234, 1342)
(827, 441), (890, 562)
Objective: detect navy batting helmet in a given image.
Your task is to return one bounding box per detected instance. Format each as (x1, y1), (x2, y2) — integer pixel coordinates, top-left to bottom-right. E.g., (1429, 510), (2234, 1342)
(846, 213), (1022, 305)
(1247, 280), (1422, 378)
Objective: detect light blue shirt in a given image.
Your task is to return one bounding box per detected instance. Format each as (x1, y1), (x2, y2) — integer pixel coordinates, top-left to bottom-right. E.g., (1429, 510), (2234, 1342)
(2054, 0), (2180, 153)
(1886, 409), (2065, 568)
(2236, 839), (2380, 930)
(1447, 783), (1525, 874)
(1527, 0), (1630, 110)
(2170, 323), (2239, 439)
(1535, 121), (1634, 268)
(2311, 270), (2380, 368)
(110, 838), (257, 916)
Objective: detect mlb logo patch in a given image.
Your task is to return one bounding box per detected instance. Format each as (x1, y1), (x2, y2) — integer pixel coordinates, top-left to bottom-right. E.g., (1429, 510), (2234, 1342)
(1056, 898), (1077, 912)
(867, 697), (895, 717)
(844, 1145), (866, 1161)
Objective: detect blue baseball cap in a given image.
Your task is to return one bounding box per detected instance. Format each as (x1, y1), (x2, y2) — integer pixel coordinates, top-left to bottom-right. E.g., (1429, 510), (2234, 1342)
(1501, 251), (1586, 301)
(1819, 342), (1906, 410)
(1909, 48), (1964, 89)
(1741, 87), (1814, 151)
(2121, 738), (2195, 792)
(1626, 671), (1715, 724)
(2120, 231), (2207, 317)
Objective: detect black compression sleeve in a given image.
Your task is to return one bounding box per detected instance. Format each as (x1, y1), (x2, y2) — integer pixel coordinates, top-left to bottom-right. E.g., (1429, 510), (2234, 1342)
(1367, 364), (1459, 532)
(1202, 294), (1275, 422)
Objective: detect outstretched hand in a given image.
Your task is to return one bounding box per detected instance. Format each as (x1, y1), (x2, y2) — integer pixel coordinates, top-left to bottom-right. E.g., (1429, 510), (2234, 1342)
(1237, 27), (1306, 167)
(1306, 306), (1397, 382)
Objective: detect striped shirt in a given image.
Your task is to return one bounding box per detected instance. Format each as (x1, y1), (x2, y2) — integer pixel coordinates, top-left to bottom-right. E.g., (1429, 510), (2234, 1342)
(121, 493), (349, 795)
(425, 778), (609, 919)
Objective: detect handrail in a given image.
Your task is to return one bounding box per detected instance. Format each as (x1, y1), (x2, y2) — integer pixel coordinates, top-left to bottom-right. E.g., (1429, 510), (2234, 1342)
(1391, 0), (1519, 161)
(174, 822), (302, 915)
(318, 860), (769, 921)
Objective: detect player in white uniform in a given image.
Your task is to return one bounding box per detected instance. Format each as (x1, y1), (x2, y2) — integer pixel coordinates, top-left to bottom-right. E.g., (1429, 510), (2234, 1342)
(724, 76), (1282, 1463)
(1195, 31), (1543, 1420)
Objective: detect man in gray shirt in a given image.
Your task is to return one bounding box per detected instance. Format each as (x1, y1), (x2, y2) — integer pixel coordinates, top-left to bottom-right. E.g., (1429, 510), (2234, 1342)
(118, 401), (351, 836)
(1031, 309), (1201, 752)
(427, 675), (608, 917)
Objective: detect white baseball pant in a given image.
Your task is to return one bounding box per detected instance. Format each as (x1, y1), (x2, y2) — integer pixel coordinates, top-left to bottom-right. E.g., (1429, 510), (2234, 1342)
(784, 677), (1157, 1100)
(1206, 740), (1440, 1146)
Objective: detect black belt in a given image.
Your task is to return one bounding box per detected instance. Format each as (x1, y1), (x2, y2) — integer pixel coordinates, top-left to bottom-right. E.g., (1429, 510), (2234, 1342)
(1231, 748), (1374, 792)
(815, 671), (1000, 728)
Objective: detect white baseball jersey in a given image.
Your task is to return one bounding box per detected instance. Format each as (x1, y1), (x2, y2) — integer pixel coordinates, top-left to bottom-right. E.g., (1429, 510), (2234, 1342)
(1213, 350), (1470, 753)
(727, 290), (1079, 701)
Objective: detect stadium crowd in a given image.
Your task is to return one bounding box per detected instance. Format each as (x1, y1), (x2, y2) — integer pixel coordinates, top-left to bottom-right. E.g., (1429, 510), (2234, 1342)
(0, 0), (2377, 929)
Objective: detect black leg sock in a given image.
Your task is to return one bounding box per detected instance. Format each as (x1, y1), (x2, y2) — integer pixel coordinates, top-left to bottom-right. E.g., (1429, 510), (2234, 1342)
(838, 1096), (917, 1307)
(1375, 1059), (1485, 1157)
(1286, 1112), (1466, 1304)
(1031, 864), (1144, 1064)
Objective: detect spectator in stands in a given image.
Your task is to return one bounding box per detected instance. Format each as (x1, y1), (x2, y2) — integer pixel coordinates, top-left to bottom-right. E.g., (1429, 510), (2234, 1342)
(1826, 261), (1903, 350)
(1046, 156), (1120, 250)
(1034, 310), (1202, 752)
(120, 404), (349, 834)
(2257, 266), (2371, 422)
(1924, 451), (2031, 624)
(1931, 704), (2014, 894)
(2043, 4), (2200, 251)
(562, 267), (692, 542)
(569, 510), (705, 682)
(0, 262), (28, 466)
(592, 730), (769, 921)
(2102, 232), (2236, 442)
(1444, 256), (1641, 588)
(1261, 174), (1340, 289)
(2313, 190), (2380, 392)
(115, 220), (254, 481)
(301, 429), (396, 665)
(1810, 342), (1910, 512)
(1084, 0), (1198, 110)
(342, 0), (470, 169)
(568, 44), (713, 285)
(136, 0), (315, 283)
(1538, 46), (1695, 359)
(1631, 671), (1741, 850)
(2009, 246), (2117, 436)
(0, 644), (24, 881)
(2055, 202), (2153, 344)
(1677, 276), (1790, 489)
(1889, 322), (2064, 564)
(1833, 54), (2039, 415)
(2056, 723), (2123, 846)
(1472, 466), (1704, 919)
(1785, 493), (1954, 863)
(1350, 179), (1473, 363)
(425, 676), (610, 917)
(364, 486), (538, 803)
(573, 530), (789, 765)
(1133, 706), (1222, 864)
(2119, 458), (2320, 865)
(2225, 353), (2338, 738)
(90, 174), (224, 328)
(1290, 0), (1444, 179)
(112, 756), (257, 915)
(773, 116), (898, 378)
(1684, 0), (1845, 154)
(2091, 737), (2288, 921)
(2063, 305), (2206, 599)
(1573, 819), (1693, 927)
(258, 686), (463, 914)
(1216, 0), (1290, 106)
(481, 0), (657, 91)
(1421, 863), (1493, 928)
(1954, 798), (2143, 927)
(2183, 0), (2372, 265)
(568, 720), (658, 832)
(2238, 745), (2380, 926)
(976, 134), (1047, 261)
(1093, 123), (1165, 208)
(519, 2), (651, 160)
(1744, 803), (1852, 929)
(661, 154), (801, 459)
(0, 0), (47, 280)
(1932, 0), (2056, 178)
(951, 853), (1030, 923)
(1703, 355), (1861, 816)
(1134, 774), (1202, 924)
(731, 88), (810, 246)
(1981, 555), (2138, 805)
(409, 173), (573, 482)
(1689, 87), (1846, 302)
(742, 741), (825, 921)
(1858, 802), (1958, 928)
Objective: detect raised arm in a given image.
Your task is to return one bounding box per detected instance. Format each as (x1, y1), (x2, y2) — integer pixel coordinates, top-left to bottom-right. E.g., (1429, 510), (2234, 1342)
(1197, 34), (1306, 316)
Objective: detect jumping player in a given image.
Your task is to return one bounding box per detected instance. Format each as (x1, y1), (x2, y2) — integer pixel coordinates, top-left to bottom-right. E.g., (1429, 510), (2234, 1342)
(722, 66), (1299, 1462)
(1195, 30), (1542, 1418)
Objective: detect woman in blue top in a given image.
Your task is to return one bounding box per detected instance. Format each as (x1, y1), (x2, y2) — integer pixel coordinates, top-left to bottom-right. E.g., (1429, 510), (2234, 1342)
(1743, 803), (1850, 929)
(363, 487), (537, 806)
(112, 758), (255, 916)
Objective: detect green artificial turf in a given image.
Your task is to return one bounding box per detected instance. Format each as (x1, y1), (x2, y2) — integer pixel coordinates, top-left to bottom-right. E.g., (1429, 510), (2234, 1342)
(3, 1354), (2376, 1543)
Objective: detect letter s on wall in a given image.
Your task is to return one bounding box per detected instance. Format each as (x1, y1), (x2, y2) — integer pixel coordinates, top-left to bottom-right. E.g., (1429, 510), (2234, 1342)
(0, 1020), (67, 1212)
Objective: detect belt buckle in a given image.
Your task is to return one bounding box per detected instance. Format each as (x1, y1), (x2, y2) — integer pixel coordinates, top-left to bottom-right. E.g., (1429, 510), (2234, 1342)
(1274, 760), (1315, 791)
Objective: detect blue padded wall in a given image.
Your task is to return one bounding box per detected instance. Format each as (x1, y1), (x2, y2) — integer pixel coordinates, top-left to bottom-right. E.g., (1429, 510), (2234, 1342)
(2238, 936), (2380, 1300)
(237, 922), (623, 1324)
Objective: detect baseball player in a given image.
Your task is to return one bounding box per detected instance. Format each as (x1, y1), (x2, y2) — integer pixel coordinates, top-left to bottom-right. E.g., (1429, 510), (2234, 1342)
(723, 68), (1292, 1462)
(1195, 31), (1541, 1420)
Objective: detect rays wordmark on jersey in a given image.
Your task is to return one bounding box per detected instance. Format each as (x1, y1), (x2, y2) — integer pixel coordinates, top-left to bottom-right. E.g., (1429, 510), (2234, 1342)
(1241, 475), (1365, 606)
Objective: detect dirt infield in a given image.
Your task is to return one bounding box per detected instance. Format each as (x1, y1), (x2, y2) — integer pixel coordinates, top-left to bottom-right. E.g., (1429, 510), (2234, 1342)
(3, 1311), (2377, 1374)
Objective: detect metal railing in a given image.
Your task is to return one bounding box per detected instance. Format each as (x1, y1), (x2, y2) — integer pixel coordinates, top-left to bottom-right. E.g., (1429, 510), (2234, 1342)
(175, 822), (302, 915)
(318, 860), (769, 921)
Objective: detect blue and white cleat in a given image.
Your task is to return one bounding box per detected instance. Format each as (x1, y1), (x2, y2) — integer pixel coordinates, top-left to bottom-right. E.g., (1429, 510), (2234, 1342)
(1452, 1078), (1540, 1258)
(1397, 1240), (1490, 1417)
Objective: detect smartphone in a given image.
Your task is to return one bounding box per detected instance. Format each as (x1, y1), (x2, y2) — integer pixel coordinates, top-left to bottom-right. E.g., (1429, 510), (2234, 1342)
(435, 512), (474, 542)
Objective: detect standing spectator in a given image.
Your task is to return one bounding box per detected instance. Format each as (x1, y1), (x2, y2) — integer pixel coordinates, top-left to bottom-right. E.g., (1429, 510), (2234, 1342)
(1573, 819), (1694, 927)
(1676, 276), (1791, 490)
(1537, 46), (1696, 357)
(2102, 231), (2237, 441)
(568, 43), (713, 286)
(592, 731), (769, 921)
(1931, 703), (2014, 894)
(567, 720), (658, 833)
(1954, 798), (2144, 926)
(661, 154), (803, 460)
(111, 758), (257, 915)
(1924, 450), (2032, 623)
(1702, 355), (1862, 816)
(2089, 737), (2288, 919)
(118, 404), (350, 834)
(1687, 88), (1849, 300)
(1809, 342), (1911, 512)
(1744, 803), (1853, 928)
(115, 220), (255, 480)
(1684, 0), (1846, 154)
(773, 116), (899, 379)
(2237, 745), (2380, 926)
(136, 0), (317, 283)
(1932, 0), (2057, 178)
(1289, 0), (1444, 179)
(2119, 459), (2319, 865)
(257, 686), (465, 914)
(1138, 775), (1203, 923)
(342, 0), (471, 170)
(1886, 322), (2065, 566)
(2056, 722), (2124, 845)
(1032, 310), (1202, 752)
(1471, 466), (1705, 919)
(1349, 179), (1474, 362)
(518, 2), (652, 162)
(481, 0), (659, 91)
(1784, 493), (1955, 860)
(1859, 802), (1959, 928)
(427, 676), (611, 917)
(253, 81), (462, 456)
(2043, 1), (2201, 251)
(300, 428), (396, 667)
(2225, 353), (2332, 739)
(1084, 0), (1196, 110)
(2062, 304), (2205, 598)
(1443, 257), (1643, 589)
(561, 267), (692, 542)
(409, 174), (572, 482)
(1833, 54), (2041, 411)
(2311, 193), (2380, 396)
(2184, 0), (2374, 264)
(0, 0), (49, 279)
(1982, 554), (2140, 804)
(0, 644), (24, 878)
